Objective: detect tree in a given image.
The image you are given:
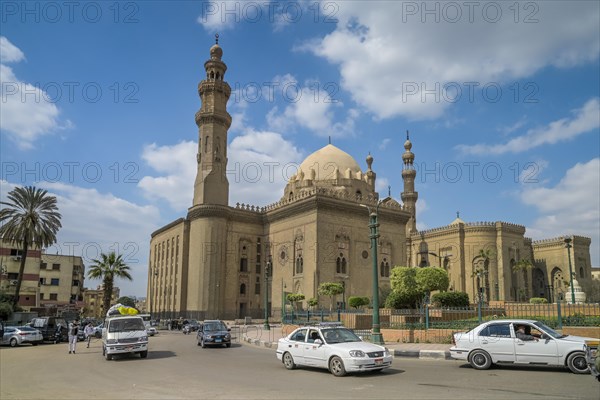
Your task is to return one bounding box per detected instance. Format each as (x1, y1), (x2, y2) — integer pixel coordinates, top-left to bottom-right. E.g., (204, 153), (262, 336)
(317, 282), (344, 311)
(116, 296), (136, 308)
(0, 186), (62, 308)
(286, 293), (305, 311)
(307, 297), (319, 310)
(416, 267), (450, 293)
(348, 296), (370, 309)
(0, 302), (13, 321)
(388, 266), (450, 309)
(88, 252), (133, 316)
(513, 259), (533, 301)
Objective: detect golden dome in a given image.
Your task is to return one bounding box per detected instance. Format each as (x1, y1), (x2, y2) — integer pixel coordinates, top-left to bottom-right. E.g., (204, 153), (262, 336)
(298, 144), (362, 181)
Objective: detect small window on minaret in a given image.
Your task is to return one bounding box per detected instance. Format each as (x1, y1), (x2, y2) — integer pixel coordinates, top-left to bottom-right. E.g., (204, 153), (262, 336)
(216, 72), (220, 80)
(210, 71), (215, 79)
(205, 136), (210, 153)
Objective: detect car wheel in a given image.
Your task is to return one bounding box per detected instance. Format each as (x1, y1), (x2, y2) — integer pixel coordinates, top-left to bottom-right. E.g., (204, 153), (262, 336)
(197, 340), (201, 346)
(329, 356), (346, 377)
(226, 343), (231, 348)
(104, 347), (112, 360)
(32, 342), (38, 346)
(566, 351), (588, 374)
(9, 338), (18, 347)
(140, 351), (148, 359)
(469, 349), (492, 370)
(201, 338), (206, 348)
(283, 352), (296, 370)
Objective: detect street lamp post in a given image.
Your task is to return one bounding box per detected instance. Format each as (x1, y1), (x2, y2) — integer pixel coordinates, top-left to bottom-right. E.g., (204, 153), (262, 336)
(564, 237), (575, 304)
(361, 196), (390, 345)
(264, 255), (272, 330)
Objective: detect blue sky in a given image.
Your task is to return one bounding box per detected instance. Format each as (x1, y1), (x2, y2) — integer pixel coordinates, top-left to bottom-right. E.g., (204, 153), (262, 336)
(1, 1), (599, 298)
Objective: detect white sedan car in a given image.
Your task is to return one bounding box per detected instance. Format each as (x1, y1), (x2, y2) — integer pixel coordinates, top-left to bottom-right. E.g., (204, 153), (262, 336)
(276, 325), (393, 377)
(450, 319), (598, 374)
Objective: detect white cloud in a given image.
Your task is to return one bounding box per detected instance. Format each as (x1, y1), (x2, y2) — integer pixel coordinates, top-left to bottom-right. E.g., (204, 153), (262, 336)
(138, 141), (197, 210)
(0, 36), (24, 63)
(456, 98), (600, 155)
(0, 37), (69, 150)
(379, 138), (391, 150)
(304, 1), (599, 120)
(138, 131), (303, 212)
(1, 180), (160, 297)
(520, 158), (600, 266)
(265, 74), (360, 138)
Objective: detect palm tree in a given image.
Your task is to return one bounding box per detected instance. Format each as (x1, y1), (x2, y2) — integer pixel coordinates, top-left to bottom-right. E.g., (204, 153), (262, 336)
(513, 259), (533, 301)
(88, 252), (133, 316)
(0, 186), (61, 308)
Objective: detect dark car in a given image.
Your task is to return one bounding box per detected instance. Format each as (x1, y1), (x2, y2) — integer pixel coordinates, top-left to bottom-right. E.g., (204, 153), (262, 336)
(186, 320), (201, 332)
(29, 317), (68, 343)
(197, 320), (231, 348)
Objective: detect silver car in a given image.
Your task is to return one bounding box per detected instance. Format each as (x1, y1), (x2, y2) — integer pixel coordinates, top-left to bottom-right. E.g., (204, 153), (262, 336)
(2, 326), (43, 347)
(276, 325), (393, 377)
(450, 319), (598, 374)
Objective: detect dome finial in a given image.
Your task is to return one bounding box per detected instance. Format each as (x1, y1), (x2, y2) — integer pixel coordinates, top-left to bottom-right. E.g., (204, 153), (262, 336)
(456, 211), (460, 218)
(215, 33), (219, 45)
(406, 130), (410, 140)
(388, 185), (391, 197)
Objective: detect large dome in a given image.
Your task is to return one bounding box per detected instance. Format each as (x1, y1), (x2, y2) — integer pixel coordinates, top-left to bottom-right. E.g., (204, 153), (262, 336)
(298, 144), (362, 181)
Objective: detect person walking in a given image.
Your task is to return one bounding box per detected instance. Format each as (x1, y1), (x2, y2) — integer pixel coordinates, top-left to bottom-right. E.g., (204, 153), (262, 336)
(68, 319), (80, 354)
(84, 322), (94, 348)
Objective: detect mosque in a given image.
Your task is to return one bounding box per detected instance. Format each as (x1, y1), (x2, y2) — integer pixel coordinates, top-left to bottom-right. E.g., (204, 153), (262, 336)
(147, 40), (593, 320)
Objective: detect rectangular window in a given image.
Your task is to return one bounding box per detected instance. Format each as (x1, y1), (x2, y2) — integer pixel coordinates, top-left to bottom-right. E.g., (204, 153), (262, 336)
(41, 262), (47, 269)
(49, 293), (58, 300)
(8, 273), (18, 280)
(50, 278), (59, 286)
(39, 293), (44, 300)
(72, 280), (80, 287)
(52, 263), (60, 270)
(39, 278), (45, 285)
(240, 258), (248, 272)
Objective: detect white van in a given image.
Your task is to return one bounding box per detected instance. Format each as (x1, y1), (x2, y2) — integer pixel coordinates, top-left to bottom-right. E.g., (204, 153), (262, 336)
(102, 315), (148, 360)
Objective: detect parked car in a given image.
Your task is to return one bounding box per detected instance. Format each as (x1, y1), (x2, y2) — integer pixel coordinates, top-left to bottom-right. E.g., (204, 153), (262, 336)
(197, 320), (231, 348)
(276, 324), (393, 376)
(450, 319), (598, 374)
(29, 317), (68, 343)
(2, 326), (43, 347)
(93, 323), (104, 338)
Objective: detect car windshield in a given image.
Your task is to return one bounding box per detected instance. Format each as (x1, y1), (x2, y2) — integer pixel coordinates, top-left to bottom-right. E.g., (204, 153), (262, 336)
(322, 328), (361, 344)
(533, 321), (564, 338)
(203, 322), (226, 331)
(108, 319), (145, 332)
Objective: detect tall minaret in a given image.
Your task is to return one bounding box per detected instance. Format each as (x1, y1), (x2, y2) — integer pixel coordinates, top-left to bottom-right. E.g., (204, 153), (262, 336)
(401, 131), (418, 235)
(193, 35), (232, 206)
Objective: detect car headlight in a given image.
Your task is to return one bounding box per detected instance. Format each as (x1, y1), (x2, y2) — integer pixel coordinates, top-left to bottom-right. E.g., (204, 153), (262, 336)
(138, 336), (148, 342)
(225, 334), (231, 339)
(349, 350), (366, 357)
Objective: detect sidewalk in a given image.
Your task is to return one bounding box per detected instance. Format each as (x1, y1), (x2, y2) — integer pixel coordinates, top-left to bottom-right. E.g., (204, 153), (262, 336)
(236, 324), (453, 360)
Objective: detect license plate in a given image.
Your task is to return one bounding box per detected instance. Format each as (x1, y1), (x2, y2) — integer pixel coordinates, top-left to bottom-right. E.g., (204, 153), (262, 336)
(375, 358), (383, 365)
(215, 339), (222, 343)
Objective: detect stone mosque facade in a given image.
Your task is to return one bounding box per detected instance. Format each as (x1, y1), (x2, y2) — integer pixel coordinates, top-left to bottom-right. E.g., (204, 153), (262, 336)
(147, 41), (594, 320)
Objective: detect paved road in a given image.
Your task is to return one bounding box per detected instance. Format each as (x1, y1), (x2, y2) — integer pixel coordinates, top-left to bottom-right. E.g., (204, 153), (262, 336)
(1, 332), (598, 399)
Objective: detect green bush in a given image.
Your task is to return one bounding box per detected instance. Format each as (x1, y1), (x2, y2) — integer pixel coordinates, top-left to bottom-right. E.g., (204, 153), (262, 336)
(529, 297), (548, 304)
(431, 291), (470, 307)
(385, 290), (419, 309)
(348, 296), (370, 309)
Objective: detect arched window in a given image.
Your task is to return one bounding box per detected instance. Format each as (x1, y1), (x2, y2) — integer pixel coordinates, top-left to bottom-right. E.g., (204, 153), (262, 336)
(336, 257), (341, 274)
(255, 277), (260, 295)
(341, 257), (347, 274)
(240, 283), (246, 295)
(295, 256), (303, 274)
(579, 267), (584, 278)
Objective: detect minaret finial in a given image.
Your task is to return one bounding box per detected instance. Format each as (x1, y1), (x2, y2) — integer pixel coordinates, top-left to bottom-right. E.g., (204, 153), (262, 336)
(328, 136), (331, 145)
(456, 211), (460, 218)
(388, 185), (391, 197)
(406, 130), (409, 140)
(215, 33), (219, 44)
